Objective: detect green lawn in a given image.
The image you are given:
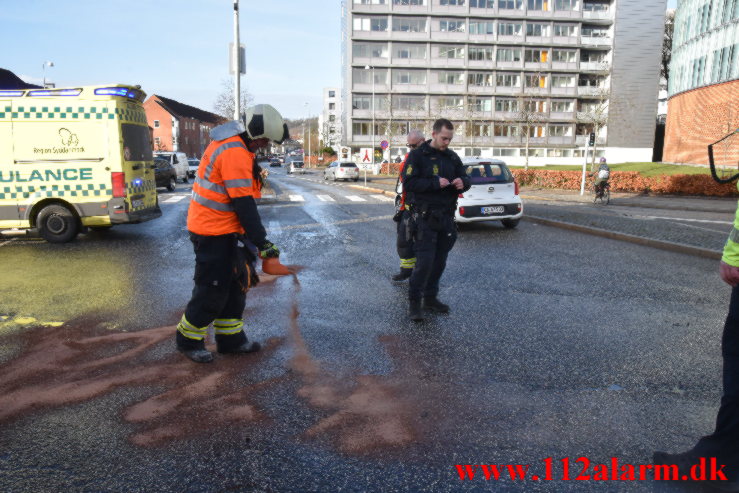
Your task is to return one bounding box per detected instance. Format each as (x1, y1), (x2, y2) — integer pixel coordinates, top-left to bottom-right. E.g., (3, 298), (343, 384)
(508, 162), (711, 177)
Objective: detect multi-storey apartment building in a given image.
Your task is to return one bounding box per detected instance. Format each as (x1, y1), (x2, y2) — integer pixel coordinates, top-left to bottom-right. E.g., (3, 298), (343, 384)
(341, 0), (666, 165)
(664, 0), (738, 165)
(318, 87), (343, 152)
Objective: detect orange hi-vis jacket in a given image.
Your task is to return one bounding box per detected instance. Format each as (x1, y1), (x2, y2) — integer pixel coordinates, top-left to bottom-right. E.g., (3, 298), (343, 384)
(187, 135), (262, 236)
(398, 152), (409, 209)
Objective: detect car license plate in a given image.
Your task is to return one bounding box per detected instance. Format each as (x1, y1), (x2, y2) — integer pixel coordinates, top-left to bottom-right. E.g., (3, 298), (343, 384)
(132, 199), (144, 209)
(481, 206), (504, 215)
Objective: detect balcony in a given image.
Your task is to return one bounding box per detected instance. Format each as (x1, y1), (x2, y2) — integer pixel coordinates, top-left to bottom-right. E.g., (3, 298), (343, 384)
(579, 62), (609, 72)
(551, 8), (582, 19)
(494, 111), (520, 120)
(353, 82), (390, 92)
(431, 57), (466, 68)
(467, 85), (495, 94)
(551, 87), (577, 96)
(390, 57), (429, 67)
(468, 59), (495, 69)
(495, 60), (523, 69)
(430, 30), (467, 41)
(390, 83), (428, 93)
(576, 111), (609, 121)
(353, 29), (391, 40)
(494, 86), (520, 95)
(351, 3), (390, 13)
(522, 86), (549, 96)
(390, 4), (430, 14)
(525, 35), (552, 45)
(468, 32), (497, 43)
(550, 111), (575, 120)
(524, 61), (550, 71)
(551, 61), (579, 70)
(577, 86), (608, 96)
(389, 29), (430, 41)
(497, 34), (524, 44)
(494, 136), (521, 145)
(582, 9), (613, 20)
(525, 9), (553, 18)
(552, 35), (579, 46)
(575, 135), (606, 146)
(429, 82), (466, 92)
(547, 136), (575, 145)
(465, 136), (495, 146)
(580, 36), (612, 47)
(353, 56), (390, 67)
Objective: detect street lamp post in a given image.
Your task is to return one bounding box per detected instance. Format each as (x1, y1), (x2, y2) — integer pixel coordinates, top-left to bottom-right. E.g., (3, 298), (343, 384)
(304, 102), (309, 167)
(233, 0), (241, 121)
(364, 65), (375, 183)
(42, 61), (54, 88)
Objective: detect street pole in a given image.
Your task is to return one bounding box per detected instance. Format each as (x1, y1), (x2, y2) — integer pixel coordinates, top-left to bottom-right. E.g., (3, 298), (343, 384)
(580, 138), (589, 196)
(371, 66), (375, 176)
(233, 0), (241, 121)
(42, 61), (54, 89)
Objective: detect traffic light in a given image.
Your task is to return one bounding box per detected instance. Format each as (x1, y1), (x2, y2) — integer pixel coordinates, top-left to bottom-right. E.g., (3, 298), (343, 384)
(589, 132), (595, 146)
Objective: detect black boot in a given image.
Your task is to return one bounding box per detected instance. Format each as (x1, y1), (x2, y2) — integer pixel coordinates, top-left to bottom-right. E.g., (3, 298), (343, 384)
(424, 296), (450, 313)
(216, 331), (261, 354)
(391, 268), (413, 281)
(409, 299), (424, 322)
(176, 331), (214, 363)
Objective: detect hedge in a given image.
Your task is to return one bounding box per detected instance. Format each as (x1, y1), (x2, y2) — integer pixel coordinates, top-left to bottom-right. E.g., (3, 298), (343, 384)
(512, 170), (739, 197)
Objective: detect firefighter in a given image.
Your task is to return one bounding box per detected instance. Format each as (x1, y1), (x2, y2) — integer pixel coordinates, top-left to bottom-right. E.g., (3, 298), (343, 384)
(401, 119), (470, 322)
(176, 104), (289, 363)
(392, 130), (426, 282)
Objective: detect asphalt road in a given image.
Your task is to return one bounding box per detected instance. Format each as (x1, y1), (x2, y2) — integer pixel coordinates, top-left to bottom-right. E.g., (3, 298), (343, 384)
(0, 166), (733, 492)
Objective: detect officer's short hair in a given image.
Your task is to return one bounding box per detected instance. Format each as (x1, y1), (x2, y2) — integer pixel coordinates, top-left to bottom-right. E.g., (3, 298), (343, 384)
(433, 119), (454, 133)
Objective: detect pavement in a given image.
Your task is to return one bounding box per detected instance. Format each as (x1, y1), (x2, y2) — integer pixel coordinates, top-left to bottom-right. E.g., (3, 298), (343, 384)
(304, 171), (737, 259)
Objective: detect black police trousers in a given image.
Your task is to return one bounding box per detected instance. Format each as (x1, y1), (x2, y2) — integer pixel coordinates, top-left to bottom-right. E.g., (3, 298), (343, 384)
(396, 210), (415, 261)
(408, 210), (457, 301)
(692, 285), (739, 479)
(184, 234), (247, 330)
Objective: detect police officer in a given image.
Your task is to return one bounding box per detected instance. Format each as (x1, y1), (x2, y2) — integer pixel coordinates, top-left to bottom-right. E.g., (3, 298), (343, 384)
(176, 104), (289, 363)
(401, 119), (470, 321)
(392, 129), (425, 282)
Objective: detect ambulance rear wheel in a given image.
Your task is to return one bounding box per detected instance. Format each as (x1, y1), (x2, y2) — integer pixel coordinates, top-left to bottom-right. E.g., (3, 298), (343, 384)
(37, 204), (79, 243)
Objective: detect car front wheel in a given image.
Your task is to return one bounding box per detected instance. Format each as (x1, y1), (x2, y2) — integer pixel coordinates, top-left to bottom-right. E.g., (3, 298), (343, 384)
(167, 177), (176, 192)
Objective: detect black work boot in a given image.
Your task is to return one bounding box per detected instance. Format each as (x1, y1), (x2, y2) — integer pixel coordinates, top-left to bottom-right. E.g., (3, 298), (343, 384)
(409, 299), (424, 322)
(424, 296), (450, 313)
(176, 331), (214, 363)
(392, 268), (413, 282)
(216, 331), (261, 355)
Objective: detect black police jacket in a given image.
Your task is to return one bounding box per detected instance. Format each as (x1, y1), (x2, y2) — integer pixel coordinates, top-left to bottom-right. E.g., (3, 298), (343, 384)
(401, 140), (471, 211)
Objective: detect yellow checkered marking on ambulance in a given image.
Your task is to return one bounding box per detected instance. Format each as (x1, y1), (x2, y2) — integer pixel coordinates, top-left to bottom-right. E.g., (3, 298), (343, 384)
(127, 179), (156, 195)
(0, 106), (146, 123)
(0, 183), (111, 200)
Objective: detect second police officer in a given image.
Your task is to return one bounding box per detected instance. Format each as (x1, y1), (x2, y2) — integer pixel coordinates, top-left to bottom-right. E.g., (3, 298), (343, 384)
(401, 119), (470, 322)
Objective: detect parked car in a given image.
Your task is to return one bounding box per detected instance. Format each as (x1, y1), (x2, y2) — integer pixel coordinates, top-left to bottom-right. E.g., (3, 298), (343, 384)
(455, 158), (522, 228)
(187, 158), (199, 178)
(154, 151), (189, 183)
(269, 158), (281, 167)
(324, 161), (359, 182)
(287, 160), (305, 174)
(153, 158), (177, 192)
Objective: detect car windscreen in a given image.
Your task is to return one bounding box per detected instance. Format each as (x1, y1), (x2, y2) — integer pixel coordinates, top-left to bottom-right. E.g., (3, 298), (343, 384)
(340, 163), (357, 168)
(464, 163), (513, 184)
(293, 162), (304, 167)
(123, 124), (154, 162)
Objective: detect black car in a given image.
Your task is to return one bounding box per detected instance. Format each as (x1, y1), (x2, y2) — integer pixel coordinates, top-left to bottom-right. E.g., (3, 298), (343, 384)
(269, 158), (281, 167)
(154, 158), (177, 192)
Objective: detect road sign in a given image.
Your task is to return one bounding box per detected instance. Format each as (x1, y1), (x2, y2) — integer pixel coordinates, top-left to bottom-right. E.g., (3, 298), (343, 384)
(359, 148), (373, 163)
(380, 140), (389, 150)
(229, 43), (246, 75)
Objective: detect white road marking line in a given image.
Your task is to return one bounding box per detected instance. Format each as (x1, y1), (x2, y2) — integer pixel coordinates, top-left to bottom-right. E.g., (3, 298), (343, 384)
(289, 194), (305, 202)
(0, 238), (18, 247)
(345, 195), (366, 202)
(627, 214), (733, 225)
(316, 195), (335, 202)
(370, 194), (394, 202)
(266, 215), (394, 233)
(162, 195), (187, 203)
(664, 220), (730, 234)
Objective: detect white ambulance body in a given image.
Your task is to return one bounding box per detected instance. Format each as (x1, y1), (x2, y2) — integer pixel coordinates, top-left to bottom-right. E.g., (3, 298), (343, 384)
(0, 84), (161, 242)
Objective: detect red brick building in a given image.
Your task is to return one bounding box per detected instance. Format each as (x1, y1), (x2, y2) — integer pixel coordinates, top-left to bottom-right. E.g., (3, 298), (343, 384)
(663, 80), (739, 165)
(143, 95), (224, 158)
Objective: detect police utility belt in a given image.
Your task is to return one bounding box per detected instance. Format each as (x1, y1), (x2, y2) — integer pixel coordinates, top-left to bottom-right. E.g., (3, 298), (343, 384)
(406, 202), (456, 234)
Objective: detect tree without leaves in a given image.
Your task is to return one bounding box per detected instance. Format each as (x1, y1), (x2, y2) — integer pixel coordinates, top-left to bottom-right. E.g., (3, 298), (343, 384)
(213, 78), (254, 120)
(517, 72), (547, 170)
(662, 10), (675, 84)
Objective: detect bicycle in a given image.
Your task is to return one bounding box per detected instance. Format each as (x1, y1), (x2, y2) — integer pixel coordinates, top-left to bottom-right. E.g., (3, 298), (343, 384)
(593, 181), (610, 205)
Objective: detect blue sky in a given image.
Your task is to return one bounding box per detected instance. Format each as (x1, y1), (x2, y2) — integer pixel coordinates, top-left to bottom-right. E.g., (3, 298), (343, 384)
(1, 0), (675, 119)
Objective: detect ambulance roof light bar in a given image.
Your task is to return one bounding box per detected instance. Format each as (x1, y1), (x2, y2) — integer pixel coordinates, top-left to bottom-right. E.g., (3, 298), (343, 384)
(27, 89), (82, 97)
(0, 90), (25, 97)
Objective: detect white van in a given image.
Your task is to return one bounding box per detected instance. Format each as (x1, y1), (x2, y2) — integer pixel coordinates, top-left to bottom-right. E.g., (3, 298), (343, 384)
(154, 151), (189, 183)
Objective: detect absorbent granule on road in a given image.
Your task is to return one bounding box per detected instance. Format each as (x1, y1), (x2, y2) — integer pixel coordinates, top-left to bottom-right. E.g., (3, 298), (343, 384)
(0, 321), (279, 447)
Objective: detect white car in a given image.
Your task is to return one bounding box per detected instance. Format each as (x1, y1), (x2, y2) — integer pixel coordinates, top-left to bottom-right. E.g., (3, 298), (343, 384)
(455, 158), (522, 228)
(154, 151), (189, 183)
(324, 161), (359, 182)
(287, 160), (305, 174)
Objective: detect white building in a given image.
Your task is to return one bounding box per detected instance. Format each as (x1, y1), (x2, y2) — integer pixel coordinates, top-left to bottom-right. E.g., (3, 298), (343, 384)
(318, 87), (343, 153)
(341, 0), (667, 165)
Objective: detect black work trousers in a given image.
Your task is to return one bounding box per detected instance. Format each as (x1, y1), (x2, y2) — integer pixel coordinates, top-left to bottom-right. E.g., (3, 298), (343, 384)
(396, 210), (415, 261)
(408, 211), (457, 301)
(692, 285), (739, 479)
(184, 234), (247, 330)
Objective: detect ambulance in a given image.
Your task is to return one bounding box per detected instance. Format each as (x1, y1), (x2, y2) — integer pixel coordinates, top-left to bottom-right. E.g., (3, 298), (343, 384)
(0, 84), (161, 243)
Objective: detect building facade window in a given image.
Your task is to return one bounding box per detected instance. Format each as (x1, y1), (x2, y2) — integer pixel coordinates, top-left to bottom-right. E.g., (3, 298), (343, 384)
(497, 47), (522, 62)
(393, 0), (425, 4)
(394, 44), (427, 58)
(553, 24), (576, 36)
(525, 74), (548, 87)
(499, 0), (522, 8)
(392, 95), (426, 110)
(469, 46), (494, 60)
(439, 19), (466, 31)
(439, 45), (465, 58)
(329, 103), (336, 110)
(440, 0), (465, 4)
(498, 21), (523, 35)
(470, 0), (495, 6)
(469, 20), (495, 34)
(527, 0), (548, 10)
(494, 124), (519, 136)
(469, 97), (493, 111)
(154, 120), (160, 128)
(496, 73), (521, 87)
(468, 72), (495, 86)
(551, 100), (573, 112)
(495, 98), (519, 112)
(555, 0), (578, 10)
(435, 96), (464, 109)
(393, 17), (427, 31)
(353, 42), (389, 58)
(469, 123), (492, 136)
(438, 71), (466, 84)
(524, 48), (549, 62)
(393, 69), (427, 84)
(552, 49), (577, 62)
(526, 23), (550, 36)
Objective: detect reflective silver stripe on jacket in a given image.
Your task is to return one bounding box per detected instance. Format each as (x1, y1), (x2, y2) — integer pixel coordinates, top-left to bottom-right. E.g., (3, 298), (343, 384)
(195, 176), (227, 195)
(192, 193), (233, 212)
(204, 141), (248, 181)
(224, 178), (253, 189)
(730, 228), (739, 244)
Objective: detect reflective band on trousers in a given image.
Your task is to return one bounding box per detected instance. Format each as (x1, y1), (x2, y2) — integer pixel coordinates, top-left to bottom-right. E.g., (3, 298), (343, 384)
(400, 257), (416, 268)
(730, 228), (739, 244)
(204, 141), (247, 181)
(178, 315), (207, 341)
(192, 193), (233, 212)
(214, 318), (244, 335)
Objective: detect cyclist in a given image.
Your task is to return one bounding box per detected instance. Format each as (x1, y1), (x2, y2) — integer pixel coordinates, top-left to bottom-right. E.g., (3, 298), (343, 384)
(592, 157), (610, 197)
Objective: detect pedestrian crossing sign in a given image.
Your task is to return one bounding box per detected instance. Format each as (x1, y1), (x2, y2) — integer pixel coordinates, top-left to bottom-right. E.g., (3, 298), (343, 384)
(360, 148), (372, 163)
